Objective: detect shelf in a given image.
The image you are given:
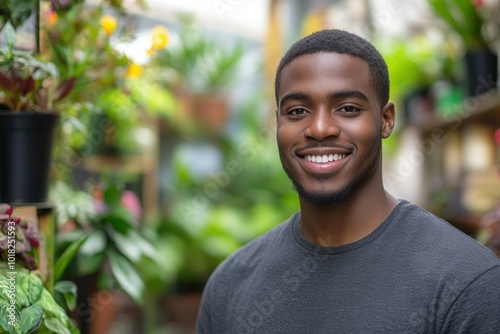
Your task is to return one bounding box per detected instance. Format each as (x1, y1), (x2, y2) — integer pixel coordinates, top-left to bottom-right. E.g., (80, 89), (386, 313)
(12, 204), (55, 288)
(415, 89), (500, 133)
(401, 89), (500, 235)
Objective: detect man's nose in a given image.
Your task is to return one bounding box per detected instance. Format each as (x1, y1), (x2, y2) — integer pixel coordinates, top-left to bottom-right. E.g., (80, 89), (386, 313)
(304, 109), (340, 141)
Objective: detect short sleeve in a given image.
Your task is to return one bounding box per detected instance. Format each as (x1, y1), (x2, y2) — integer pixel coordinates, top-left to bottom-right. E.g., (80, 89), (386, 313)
(441, 264), (500, 334)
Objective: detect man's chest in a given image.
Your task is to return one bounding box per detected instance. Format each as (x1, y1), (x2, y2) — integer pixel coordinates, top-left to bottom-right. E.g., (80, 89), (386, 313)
(222, 260), (444, 334)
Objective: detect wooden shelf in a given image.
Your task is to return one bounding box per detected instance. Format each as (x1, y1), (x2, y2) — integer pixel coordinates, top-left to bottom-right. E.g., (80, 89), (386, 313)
(13, 204), (55, 289)
(405, 89), (500, 235)
(415, 89), (500, 133)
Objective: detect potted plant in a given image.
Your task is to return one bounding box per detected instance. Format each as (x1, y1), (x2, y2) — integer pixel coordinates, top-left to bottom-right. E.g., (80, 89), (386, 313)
(0, 19), (75, 204)
(39, 1), (175, 166)
(51, 174), (168, 333)
(0, 203), (82, 333)
(150, 15), (245, 133)
(428, 0), (498, 96)
(0, 269), (80, 334)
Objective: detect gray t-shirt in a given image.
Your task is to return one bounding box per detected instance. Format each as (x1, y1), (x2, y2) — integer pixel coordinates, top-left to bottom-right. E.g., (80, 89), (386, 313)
(197, 200), (500, 333)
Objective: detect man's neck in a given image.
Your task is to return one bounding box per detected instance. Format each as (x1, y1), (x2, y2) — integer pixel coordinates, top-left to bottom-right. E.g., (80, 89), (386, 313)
(298, 187), (399, 247)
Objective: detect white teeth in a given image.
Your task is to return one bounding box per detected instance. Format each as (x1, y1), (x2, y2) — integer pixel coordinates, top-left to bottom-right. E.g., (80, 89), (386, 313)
(305, 154), (346, 163)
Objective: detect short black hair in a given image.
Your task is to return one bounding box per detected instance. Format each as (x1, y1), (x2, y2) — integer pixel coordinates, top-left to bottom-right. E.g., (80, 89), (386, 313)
(275, 29), (389, 107)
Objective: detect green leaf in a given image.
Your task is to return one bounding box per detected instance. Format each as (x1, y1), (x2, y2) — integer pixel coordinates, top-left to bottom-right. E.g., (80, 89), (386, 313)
(0, 274), (12, 303)
(19, 305), (42, 334)
(53, 281), (77, 312)
(33, 289), (66, 320)
(428, 0), (484, 48)
(0, 299), (20, 334)
(2, 21), (16, 48)
(110, 229), (158, 264)
(8, 0), (34, 29)
(101, 213), (133, 234)
(16, 272), (43, 307)
(43, 318), (70, 334)
(109, 230), (141, 263)
(102, 179), (122, 206)
(107, 250), (145, 303)
(128, 231), (158, 261)
(54, 233), (90, 282)
(14, 283), (31, 310)
(79, 230), (106, 256)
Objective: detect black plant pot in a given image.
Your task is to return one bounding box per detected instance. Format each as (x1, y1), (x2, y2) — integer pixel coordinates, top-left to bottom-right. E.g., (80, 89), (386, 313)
(0, 112), (59, 204)
(464, 48), (498, 97)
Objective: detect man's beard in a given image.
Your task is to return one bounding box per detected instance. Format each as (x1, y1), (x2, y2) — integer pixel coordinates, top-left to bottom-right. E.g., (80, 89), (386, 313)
(279, 138), (382, 206)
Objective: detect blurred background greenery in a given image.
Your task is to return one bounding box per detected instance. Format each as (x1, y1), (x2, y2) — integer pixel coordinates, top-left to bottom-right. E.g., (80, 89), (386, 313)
(1, 0), (500, 333)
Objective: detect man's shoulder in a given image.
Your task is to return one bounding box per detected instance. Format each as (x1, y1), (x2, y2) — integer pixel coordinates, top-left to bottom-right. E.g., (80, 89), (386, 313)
(396, 201), (500, 270)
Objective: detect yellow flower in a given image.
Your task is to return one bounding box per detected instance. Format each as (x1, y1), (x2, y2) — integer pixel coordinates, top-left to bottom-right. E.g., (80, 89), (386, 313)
(151, 25), (169, 50)
(126, 63), (143, 78)
(100, 15), (117, 36)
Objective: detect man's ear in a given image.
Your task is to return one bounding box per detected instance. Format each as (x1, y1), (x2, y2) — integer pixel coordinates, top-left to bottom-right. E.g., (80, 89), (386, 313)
(381, 102), (395, 139)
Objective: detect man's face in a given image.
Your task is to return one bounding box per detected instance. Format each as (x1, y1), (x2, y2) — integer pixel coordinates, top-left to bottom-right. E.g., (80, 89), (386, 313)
(276, 52), (389, 205)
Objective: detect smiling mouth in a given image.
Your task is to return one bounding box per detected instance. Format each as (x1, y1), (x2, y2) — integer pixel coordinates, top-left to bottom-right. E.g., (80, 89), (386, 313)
(304, 154), (347, 163)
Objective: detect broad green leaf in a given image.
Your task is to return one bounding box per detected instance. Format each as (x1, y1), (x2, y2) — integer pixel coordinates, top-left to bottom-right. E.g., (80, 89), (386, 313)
(107, 250), (144, 303)
(53, 230), (85, 248)
(14, 286), (30, 311)
(110, 229), (158, 263)
(108, 230), (142, 263)
(19, 305), (42, 334)
(8, 0), (33, 30)
(127, 230), (158, 261)
(43, 317), (70, 334)
(101, 212), (133, 234)
(102, 180), (121, 205)
(2, 22), (16, 48)
(33, 289), (66, 320)
(16, 272), (42, 307)
(54, 233), (90, 282)
(0, 274), (12, 303)
(0, 299), (20, 334)
(53, 281), (77, 312)
(79, 231), (106, 256)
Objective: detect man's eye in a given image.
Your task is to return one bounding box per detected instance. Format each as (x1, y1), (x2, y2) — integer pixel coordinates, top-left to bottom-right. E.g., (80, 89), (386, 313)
(341, 106), (360, 113)
(288, 108), (307, 115)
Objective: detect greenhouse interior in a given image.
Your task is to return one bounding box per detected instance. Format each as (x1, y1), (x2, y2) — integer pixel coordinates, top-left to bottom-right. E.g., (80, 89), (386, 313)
(1, 0), (500, 333)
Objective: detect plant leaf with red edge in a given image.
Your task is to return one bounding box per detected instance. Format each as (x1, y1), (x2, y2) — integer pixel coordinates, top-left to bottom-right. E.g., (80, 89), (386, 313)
(19, 76), (35, 95)
(10, 67), (20, 82)
(0, 73), (14, 91)
(53, 77), (76, 102)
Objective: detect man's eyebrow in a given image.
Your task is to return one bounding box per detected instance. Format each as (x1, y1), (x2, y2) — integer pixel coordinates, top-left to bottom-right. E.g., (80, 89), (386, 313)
(329, 90), (369, 102)
(278, 92), (311, 107)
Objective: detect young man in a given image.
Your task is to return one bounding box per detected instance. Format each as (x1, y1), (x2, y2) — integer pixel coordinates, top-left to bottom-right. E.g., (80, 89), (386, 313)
(196, 29), (500, 333)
